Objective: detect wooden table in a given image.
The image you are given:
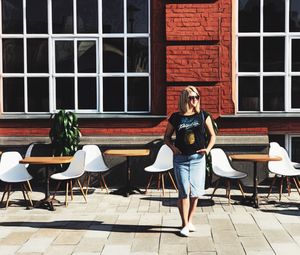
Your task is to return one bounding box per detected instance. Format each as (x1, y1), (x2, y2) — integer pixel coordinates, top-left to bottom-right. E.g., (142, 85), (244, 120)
(104, 149), (150, 197)
(20, 156), (73, 210)
(230, 154), (281, 208)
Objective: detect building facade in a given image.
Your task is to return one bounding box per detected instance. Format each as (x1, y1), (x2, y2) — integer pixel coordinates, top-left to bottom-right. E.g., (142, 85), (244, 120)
(1, 0), (300, 161)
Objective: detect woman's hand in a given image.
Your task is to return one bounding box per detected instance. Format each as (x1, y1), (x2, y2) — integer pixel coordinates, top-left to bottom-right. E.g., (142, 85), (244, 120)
(197, 148), (209, 155)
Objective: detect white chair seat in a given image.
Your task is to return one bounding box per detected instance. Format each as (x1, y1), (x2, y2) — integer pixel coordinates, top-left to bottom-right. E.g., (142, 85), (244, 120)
(51, 172), (84, 180)
(145, 165), (171, 173)
(0, 171), (32, 183)
(213, 167), (247, 179)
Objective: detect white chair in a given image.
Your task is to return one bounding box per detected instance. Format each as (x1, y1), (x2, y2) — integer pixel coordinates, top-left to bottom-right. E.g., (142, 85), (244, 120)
(82, 145), (110, 194)
(268, 142), (300, 200)
(24, 143), (36, 192)
(50, 150), (87, 206)
(210, 148), (247, 204)
(144, 144), (177, 196)
(0, 151), (33, 208)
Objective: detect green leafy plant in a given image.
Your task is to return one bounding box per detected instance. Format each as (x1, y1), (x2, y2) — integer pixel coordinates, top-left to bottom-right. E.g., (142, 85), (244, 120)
(49, 110), (81, 156)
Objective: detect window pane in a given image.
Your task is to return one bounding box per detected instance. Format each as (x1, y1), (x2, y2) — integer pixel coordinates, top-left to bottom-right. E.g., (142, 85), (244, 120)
(27, 39), (48, 73)
(78, 77), (97, 109)
(238, 77), (260, 111)
(52, 0), (73, 34)
(292, 77), (300, 108)
(2, 0), (23, 34)
(102, 0), (123, 33)
(238, 37), (260, 72)
(264, 0), (285, 32)
(103, 38), (124, 72)
(77, 0), (98, 33)
(292, 39), (300, 72)
(128, 77), (149, 111)
(127, 38), (148, 72)
(263, 76), (284, 111)
(269, 134), (285, 148)
(292, 137), (300, 162)
(127, 0), (148, 33)
(290, 0), (300, 32)
(56, 78), (74, 109)
(78, 41), (96, 73)
(55, 41), (74, 73)
(103, 77), (124, 111)
(3, 78), (24, 112)
(238, 0), (260, 32)
(263, 37), (284, 72)
(28, 78), (49, 112)
(27, 0), (48, 34)
(2, 39), (24, 73)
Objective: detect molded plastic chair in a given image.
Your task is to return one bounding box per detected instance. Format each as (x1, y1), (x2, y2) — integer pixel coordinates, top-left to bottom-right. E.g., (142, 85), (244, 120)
(268, 142), (300, 200)
(144, 144), (177, 196)
(0, 151), (33, 208)
(23, 143), (36, 192)
(50, 150), (87, 206)
(82, 145), (110, 194)
(210, 148), (247, 204)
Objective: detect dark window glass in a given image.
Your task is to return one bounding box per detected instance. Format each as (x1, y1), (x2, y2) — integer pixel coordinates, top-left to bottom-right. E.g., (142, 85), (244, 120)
(238, 77), (260, 111)
(127, 38), (148, 72)
(290, 0), (300, 32)
(263, 37), (284, 72)
(2, 39), (24, 73)
(103, 77), (124, 111)
(2, 0), (23, 34)
(292, 39), (300, 72)
(238, 0), (260, 32)
(52, 0), (73, 34)
(78, 41), (96, 73)
(292, 137), (300, 162)
(263, 76), (284, 111)
(269, 134), (285, 148)
(55, 41), (74, 73)
(103, 38), (124, 72)
(102, 0), (123, 33)
(78, 77), (97, 109)
(3, 78), (24, 112)
(264, 0), (285, 32)
(239, 37), (260, 72)
(56, 78), (74, 109)
(27, 39), (48, 73)
(28, 78), (49, 112)
(292, 77), (300, 108)
(127, 0), (148, 33)
(128, 77), (149, 111)
(27, 0), (47, 34)
(77, 0), (98, 33)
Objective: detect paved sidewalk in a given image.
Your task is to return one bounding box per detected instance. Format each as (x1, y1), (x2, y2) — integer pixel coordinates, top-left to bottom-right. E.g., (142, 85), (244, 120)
(1, 187), (300, 255)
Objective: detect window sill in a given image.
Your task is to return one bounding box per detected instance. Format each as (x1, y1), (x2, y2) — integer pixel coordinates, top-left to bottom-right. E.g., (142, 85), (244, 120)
(220, 113), (300, 118)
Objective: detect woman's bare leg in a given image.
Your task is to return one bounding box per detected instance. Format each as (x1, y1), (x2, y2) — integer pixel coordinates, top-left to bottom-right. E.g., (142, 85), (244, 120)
(178, 198), (189, 227)
(188, 197), (198, 224)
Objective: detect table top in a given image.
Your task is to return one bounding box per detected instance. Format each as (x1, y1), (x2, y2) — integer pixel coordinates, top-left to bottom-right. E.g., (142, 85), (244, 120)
(20, 156), (73, 165)
(104, 149), (150, 157)
(230, 154), (281, 162)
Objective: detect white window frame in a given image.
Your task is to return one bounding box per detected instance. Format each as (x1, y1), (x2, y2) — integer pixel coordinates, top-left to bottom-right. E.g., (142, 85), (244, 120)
(236, 0), (300, 113)
(0, 0), (151, 115)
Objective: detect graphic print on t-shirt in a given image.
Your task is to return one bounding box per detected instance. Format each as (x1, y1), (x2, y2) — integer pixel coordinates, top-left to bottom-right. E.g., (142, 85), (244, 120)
(178, 118), (201, 145)
(185, 129), (195, 145)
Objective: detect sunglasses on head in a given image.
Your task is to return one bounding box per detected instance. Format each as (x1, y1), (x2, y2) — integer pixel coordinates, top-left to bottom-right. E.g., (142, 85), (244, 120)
(188, 95), (200, 100)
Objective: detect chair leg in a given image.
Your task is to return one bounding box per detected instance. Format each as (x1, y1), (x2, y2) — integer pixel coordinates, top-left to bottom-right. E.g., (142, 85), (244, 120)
(157, 174), (161, 190)
(237, 180), (245, 198)
(77, 180), (87, 203)
(100, 174), (109, 194)
(286, 176), (291, 196)
(5, 184), (12, 208)
(65, 181), (69, 207)
(211, 179), (220, 200)
(226, 179), (231, 204)
(279, 176), (284, 201)
(145, 174), (153, 194)
(161, 173), (165, 196)
(267, 175), (277, 198)
(52, 181), (61, 200)
(26, 180), (32, 192)
(85, 173), (91, 196)
(20, 183), (30, 208)
(293, 177), (300, 195)
(168, 171), (178, 192)
(22, 183), (33, 206)
(70, 180), (74, 201)
(1, 184), (8, 203)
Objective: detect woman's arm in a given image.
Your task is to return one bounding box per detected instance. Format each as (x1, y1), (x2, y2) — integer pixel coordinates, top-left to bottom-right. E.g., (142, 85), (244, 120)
(197, 115), (216, 155)
(164, 122), (182, 154)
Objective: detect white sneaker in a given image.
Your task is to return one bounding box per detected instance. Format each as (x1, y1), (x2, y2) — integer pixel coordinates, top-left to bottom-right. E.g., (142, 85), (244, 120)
(188, 222), (196, 232)
(180, 226), (189, 237)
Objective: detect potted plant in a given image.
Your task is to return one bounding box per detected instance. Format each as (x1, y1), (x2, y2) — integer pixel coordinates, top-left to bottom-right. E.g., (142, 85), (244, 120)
(49, 110), (81, 156)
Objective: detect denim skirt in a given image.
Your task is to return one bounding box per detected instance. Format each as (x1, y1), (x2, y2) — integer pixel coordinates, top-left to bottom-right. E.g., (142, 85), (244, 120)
(173, 153), (206, 198)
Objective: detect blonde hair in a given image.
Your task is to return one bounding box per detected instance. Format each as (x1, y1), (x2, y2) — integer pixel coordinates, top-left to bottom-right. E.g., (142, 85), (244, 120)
(178, 86), (201, 114)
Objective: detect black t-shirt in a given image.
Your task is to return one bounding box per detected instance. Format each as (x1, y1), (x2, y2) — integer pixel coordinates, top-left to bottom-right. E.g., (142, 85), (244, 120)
(168, 111), (209, 155)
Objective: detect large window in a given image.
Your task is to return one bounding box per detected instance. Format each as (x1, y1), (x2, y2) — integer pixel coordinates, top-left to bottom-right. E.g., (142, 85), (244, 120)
(0, 0), (150, 114)
(237, 0), (300, 112)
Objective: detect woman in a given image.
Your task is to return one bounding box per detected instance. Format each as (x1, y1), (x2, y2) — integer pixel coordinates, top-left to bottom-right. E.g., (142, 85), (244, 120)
(164, 86), (216, 237)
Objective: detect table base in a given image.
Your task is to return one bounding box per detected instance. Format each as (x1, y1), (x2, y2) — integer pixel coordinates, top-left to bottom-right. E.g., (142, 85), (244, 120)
(34, 197), (61, 211)
(240, 195), (259, 208)
(110, 186), (145, 197)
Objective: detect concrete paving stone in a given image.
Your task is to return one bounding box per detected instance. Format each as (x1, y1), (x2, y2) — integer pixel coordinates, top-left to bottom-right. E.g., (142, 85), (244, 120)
(101, 244), (131, 255)
(270, 242), (300, 255)
(160, 232), (189, 245)
(107, 232), (135, 244)
(234, 224), (261, 237)
(131, 237), (159, 253)
(212, 230), (239, 244)
(208, 219), (235, 231)
(0, 245), (20, 255)
(240, 236), (273, 252)
(130, 252), (158, 255)
(159, 244), (187, 255)
(275, 213), (300, 224)
(230, 213), (256, 225)
(263, 229), (294, 243)
(17, 237), (54, 253)
(53, 230), (85, 245)
(252, 213), (284, 230)
(187, 237), (215, 252)
(31, 229), (61, 239)
(188, 224), (211, 237)
(282, 223), (300, 236)
(44, 245), (75, 255)
(74, 237), (105, 252)
(0, 232), (35, 245)
(246, 252), (275, 255)
(214, 243), (245, 255)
